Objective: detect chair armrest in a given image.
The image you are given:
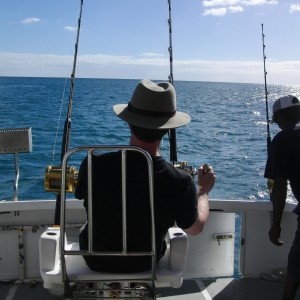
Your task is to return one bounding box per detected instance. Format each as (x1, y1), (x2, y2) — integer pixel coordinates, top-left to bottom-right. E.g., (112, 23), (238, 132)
(39, 227), (61, 275)
(168, 227), (189, 272)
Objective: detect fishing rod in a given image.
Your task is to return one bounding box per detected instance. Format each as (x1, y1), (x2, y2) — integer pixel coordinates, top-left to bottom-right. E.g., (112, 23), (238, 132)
(166, 0), (198, 177)
(60, 0), (83, 162)
(167, 0), (178, 164)
(261, 23), (272, 155)
(50, 0), (83, 225)
(262, 23), (274, 195)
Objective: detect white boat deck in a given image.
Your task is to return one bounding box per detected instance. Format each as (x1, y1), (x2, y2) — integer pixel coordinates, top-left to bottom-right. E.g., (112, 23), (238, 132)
(1, 277), (300, 300)
(1, 199), (299, 300)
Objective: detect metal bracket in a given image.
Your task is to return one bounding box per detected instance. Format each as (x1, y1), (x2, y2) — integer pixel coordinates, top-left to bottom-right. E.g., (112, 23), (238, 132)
(214, 232), (234, 246)
(0, 127), (32, 201)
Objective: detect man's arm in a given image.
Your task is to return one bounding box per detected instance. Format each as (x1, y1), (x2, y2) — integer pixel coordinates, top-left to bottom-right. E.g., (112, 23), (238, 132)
(269, 177), (288, 246)
(184, 165), (215, 236)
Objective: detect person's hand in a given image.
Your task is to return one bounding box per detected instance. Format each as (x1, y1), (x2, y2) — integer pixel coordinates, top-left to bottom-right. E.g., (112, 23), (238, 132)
(198, 164), (215, 196)
(269, 224), (283, 246)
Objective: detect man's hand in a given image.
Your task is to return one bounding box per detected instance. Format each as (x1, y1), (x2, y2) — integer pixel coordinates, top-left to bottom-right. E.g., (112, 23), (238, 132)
(198, 164), (215, 196)
(185, 164), (215, 236)
(269, 224), (283, 246)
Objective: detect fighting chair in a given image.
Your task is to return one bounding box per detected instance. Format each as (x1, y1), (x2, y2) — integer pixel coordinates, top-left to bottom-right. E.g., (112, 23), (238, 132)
(39, 146), (189, 299)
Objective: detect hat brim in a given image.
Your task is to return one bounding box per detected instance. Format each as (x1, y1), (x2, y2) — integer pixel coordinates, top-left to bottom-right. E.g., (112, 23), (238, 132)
(113, 104), (191, 129)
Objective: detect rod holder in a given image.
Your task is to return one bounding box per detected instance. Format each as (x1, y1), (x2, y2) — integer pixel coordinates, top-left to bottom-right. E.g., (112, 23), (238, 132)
(0, 127), (32, 201)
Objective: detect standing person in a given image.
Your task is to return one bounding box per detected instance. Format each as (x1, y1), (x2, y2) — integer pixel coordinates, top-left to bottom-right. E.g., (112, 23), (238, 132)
(75, 79), (215, 273)
(265, 95), (300, 300)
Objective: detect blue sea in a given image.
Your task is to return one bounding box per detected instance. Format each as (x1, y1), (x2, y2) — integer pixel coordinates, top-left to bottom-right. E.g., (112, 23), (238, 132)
(0, 76), (299, 202)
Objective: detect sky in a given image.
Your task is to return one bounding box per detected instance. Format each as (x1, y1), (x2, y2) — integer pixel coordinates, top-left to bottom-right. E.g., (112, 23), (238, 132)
(1, 0), (300, 85)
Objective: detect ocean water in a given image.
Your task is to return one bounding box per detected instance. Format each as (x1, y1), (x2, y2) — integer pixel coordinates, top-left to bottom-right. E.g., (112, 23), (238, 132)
(0, 76), (299, 202)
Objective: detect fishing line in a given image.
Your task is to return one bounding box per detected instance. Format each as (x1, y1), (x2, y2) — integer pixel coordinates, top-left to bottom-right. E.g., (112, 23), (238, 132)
(60, 0), (83, 162)
(51, 0), (83, 163)
(52, 0), (84, 225)
(51, 77), (68, 162)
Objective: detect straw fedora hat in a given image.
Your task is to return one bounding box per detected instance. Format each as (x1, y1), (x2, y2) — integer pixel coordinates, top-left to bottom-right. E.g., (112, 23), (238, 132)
(113, 79), (191, 129)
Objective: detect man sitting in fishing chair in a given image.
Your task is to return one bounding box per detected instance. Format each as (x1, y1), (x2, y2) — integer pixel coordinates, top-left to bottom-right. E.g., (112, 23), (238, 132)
(75, 79), (215, 273)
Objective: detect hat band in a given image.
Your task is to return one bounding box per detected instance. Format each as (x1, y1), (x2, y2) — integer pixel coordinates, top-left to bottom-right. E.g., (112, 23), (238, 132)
(128, 102), (176, 118)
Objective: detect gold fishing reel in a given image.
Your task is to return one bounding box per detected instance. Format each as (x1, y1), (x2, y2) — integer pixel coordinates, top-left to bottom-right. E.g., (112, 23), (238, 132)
(44, 165), (78, 193)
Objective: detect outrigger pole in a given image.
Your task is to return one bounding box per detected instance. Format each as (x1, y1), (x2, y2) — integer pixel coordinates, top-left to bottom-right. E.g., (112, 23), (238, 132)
(168, 0), (178, 164)
(54, 0), (83, 225)
(261, 23), (271, 155)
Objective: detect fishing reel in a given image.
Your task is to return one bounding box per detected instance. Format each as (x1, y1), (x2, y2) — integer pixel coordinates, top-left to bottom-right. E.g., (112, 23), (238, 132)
(174, 161), (198, 178)
(174, 162), (211, 178)
(44, 165), (78, 193)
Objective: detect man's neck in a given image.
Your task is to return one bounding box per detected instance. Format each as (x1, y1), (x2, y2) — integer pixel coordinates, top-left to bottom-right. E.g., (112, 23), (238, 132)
(130, 134), (161, 157)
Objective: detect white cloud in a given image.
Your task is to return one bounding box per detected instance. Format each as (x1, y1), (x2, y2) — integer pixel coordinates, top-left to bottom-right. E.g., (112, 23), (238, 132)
(141, 52), (163, 58)
(64, 26), (77, 32)
(241, 0), (277, 5)
(229, 5), (244, 13)
(22, 17), (41, 24)
(290, 3), (300, 13)
(1, 51), (300, 85)
(203, 7), (227, 16)
(202, 1), (246, 14)
(202, 0), (278, 16)
(203, 0), (277, 6)
(203, 0), (239, 7)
